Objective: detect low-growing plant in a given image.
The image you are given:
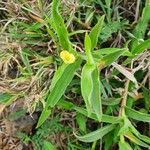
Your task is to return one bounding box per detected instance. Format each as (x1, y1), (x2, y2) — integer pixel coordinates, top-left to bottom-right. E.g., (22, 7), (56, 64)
(35, 0), (150, 149)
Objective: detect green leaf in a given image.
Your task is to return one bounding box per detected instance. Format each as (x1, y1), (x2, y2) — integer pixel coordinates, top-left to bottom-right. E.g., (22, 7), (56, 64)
(125, 106), (150, 123)
(44, 140), (57, 150)
(57, 99), (74, 110)
(104, 131), (115, 150)
(20, 50), (32, 74)
(130, 124), (150, 145)
(50, 63), (68, 90)
(84, 33), (94, 64)
(57, 99), (121, 124)
(99, 50), (126, 68)
(0, 93), (12, 104)
(52, 0), (72, 52)
(36, 108), (51, 128)
(142, 87), (150, 110)
(74, 124), (116, 142)
(81, 64), (95, 115)
(91, 67), (102, 120)
(37, 60), (81, 127)
(138, 134), (150, 145)
(81, 64), (102, 121)
(93, 48), (132, 57)
(132, 39), (150, 55)
(102, 98), (121, 106)
(119, 140), (133, 150)
(125, 131), (150, 148)
(122, 118), (150, 146)
(131, 2), (150, 51)
(48, 60), (81, 107)
(74, 106), (121, 124)
(89, 15), (105, 51)
(76, 113), (87, 132)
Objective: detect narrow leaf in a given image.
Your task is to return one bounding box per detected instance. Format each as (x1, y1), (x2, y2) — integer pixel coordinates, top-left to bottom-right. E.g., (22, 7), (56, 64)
(36, 108), (51, 128)
(119, 141), (133, 150)
(102, 98), (121, 106)
(84, 33), (94, 64)
(99, 50), (126, 68)
(125, 106), (150, 123)
(131, 3), (150, 51)
(132, 39), (150, 55)
(94, 48), (132, 56)
(37, 60), (81, 127)
(48, 60), (81, 107)
(52, 0), (72, 51)
(74, 106), (121, 124)
(74, 124), (115, 142)
(125, 132), (150, 148)
(91, 66), (102, 120)
(0, 93), (12, 104)
(44, 140), (57, 150)
(89, 15), (105, 51)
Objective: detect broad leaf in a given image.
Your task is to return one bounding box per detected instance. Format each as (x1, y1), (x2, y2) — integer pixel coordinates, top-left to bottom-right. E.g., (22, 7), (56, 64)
(81, 64), (95, 115)
(81, 64), (102, 121)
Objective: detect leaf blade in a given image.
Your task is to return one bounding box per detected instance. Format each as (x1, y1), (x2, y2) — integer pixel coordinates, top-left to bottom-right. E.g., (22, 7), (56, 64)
(89, 15), (105, 51)
(74, 124), (116, 142)
(125, 106), (150, 123)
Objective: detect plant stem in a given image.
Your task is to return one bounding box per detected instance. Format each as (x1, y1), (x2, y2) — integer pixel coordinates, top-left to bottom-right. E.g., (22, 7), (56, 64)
(119, 80), (130, 117)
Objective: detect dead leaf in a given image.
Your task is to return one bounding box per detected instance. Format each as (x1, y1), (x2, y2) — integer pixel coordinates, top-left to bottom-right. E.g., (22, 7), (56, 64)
(112, 62), (138, 86)
(0, 104), (6, 114)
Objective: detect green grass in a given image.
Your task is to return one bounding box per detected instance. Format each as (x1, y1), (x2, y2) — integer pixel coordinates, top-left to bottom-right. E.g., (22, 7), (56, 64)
(0, 0), (150, 149)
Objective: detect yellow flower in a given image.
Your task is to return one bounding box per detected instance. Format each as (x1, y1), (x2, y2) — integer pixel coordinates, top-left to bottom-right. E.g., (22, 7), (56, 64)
(60, 50), (76, 64)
